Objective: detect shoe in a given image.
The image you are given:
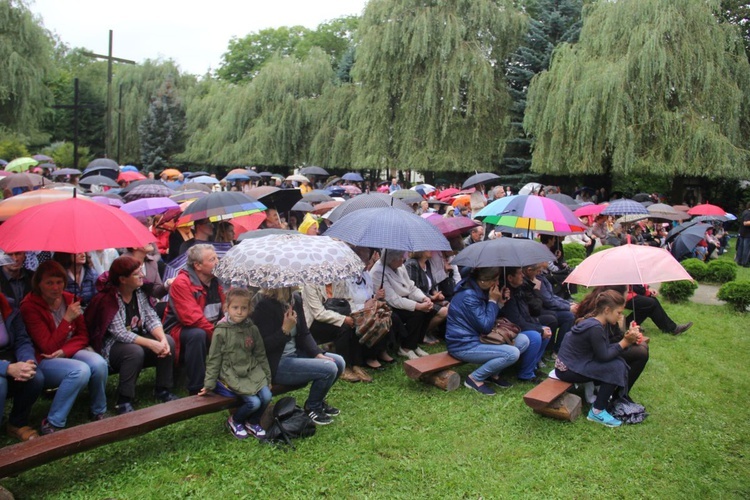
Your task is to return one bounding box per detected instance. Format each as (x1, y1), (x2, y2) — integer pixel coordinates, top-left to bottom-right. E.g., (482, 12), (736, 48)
(245, 422), (266, 439)
(305, 406), (333, 425)
(40, 418), (62, 435)
(414, 347), (430, 357)
(378, 354), (396, 364)
(352, 366), (373, 383)
(587, 408), (622, 427)
(672, 322), (693, 336)
(89, 411), (109, 422)
(340, 367), (361, 383)
(115, 402), (135, 415)
(322, 401), (340, 417)
(226, 416), (249, 439)
(365, 359), (385, 371)
(487, 375), (513, 389)
(464, 377), (496, 396)
(397, 347), (419, 360)
(154, 389), (180, 403)
(6, 424), (39, 441)
(422, 334), (440, 346)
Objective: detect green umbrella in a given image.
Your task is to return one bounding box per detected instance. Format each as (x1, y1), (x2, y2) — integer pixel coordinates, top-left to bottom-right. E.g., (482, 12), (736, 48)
(5, 157), (38, 173)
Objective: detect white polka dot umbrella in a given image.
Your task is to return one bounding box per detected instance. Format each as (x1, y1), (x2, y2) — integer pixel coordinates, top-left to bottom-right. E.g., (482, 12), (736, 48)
(214, 233), (364, 289)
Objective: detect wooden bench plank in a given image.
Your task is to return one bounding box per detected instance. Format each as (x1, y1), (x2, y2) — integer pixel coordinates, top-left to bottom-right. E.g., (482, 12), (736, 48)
(403, 352), (463, 379)
(523, 379), (573, 410)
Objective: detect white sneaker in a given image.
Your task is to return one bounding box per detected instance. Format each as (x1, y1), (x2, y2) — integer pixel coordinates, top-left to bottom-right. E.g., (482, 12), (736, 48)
(397, 347), (419, 360)
(414, 347), (430, 357)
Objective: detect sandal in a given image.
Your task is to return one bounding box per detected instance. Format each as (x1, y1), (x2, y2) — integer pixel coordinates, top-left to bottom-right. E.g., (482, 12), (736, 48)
(7, 424), (40, 441)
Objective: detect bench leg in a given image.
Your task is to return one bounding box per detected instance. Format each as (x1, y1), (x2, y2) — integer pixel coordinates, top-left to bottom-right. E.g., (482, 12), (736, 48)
(421, 370), (461, 392)
(532, 393), (582, 422)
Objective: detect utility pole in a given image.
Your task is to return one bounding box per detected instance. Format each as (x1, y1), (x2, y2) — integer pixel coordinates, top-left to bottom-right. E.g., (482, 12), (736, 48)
(82, 30), (136, 159)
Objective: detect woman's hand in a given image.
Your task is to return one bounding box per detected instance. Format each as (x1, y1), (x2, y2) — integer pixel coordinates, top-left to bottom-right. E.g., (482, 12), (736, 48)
(344, 316), (355, 328)
(282, 307), (297, 335)
(63, 300), (83, 323)
(416, 299), (433, 312)
(7, 361), (36, 382)
(374, 287), (385, 300)
(41, 349), (64, 359)
(488, 284), (504, 304)
(316, 353), (334, 362)
(542, 326), (553, 340)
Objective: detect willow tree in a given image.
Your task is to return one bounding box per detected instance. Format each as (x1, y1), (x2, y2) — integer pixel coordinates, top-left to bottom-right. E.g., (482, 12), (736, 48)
(350, 0), (526, 173)
(0, 0), (54, 136)
(525, 0), (750, 184)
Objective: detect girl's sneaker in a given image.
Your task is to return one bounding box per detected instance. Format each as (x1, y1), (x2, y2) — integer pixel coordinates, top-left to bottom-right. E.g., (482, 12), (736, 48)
(226, 417), (248, 439)
(245, 422), (266, 439)
(587, 408), (622, 427)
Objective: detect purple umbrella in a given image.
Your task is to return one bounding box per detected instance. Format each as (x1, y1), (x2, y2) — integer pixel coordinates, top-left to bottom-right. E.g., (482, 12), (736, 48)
(0, 160), (7, 167)
(121, 197), (179, 218)
(91, 196), (124, 208)
(51, 168), (82, 177)
(33, 154), (54, 162)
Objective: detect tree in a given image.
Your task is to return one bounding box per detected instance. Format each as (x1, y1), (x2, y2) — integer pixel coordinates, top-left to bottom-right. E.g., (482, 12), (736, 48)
(525, 0), (750, 184)
(349, 0), (526, 173)
(720, 0), (750, 62)
(0, 0), (55, 136)
(139, 77), (186, 171)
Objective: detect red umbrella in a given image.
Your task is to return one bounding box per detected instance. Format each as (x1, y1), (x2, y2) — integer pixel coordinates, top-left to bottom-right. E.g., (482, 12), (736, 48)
(574, 203), (608, 217)
(0, 197), (155, 253)
(117, 171), (146, 182)
(229, 212), (267, 234)
(687, 203), (725, 216)
(422, 212), (479, 239)
(436, 188), (460, 201)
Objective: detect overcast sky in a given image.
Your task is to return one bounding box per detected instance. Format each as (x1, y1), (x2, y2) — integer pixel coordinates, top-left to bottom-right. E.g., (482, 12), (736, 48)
(29, 0), (369, 75)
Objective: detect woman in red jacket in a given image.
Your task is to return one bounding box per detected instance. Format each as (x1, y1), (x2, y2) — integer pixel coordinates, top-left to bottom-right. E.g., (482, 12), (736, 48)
(20, 261), (108, 435)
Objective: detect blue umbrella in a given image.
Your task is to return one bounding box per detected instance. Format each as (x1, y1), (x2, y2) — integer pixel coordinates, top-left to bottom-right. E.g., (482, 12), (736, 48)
(342, 172), (364, 182)
(0, 160), (7, 166)
(121, 165), (139, 173)
(188, 175), (220, 185)
(324, 206), (451, 252)
(601, 199), (649, 216)
(671, 223), (712, 260)
(225, 173), (251, 182)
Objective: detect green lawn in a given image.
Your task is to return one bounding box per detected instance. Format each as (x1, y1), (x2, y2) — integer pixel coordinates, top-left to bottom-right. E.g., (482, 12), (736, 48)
(2, 253), (749, 498)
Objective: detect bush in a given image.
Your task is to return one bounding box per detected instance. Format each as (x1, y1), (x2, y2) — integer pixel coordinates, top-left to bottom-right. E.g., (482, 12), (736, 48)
(681, 258), (708, 281)
(717, 281), (750, 312)
(659, 280), (698, 303)
(705, 260), (738, 283)
(593, 244), (614, 253)
(567, 257), (583, 268)
(563, 243), (586, 261)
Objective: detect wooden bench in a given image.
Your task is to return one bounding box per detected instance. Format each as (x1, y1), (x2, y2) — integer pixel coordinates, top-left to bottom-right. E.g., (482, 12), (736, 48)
(523, 378), (580, 421)
(403, 352), (464, 391)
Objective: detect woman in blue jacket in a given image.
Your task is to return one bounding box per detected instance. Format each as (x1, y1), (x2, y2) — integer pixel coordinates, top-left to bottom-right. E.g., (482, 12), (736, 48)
(445, 267), (531, 396)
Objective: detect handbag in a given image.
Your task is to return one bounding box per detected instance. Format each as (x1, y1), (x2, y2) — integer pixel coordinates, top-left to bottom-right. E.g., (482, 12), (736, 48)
(322, 297), (351, 317)
(351, 298), (392, 348)
(480, 318), (521, 345)
(265, 396), (316, 448)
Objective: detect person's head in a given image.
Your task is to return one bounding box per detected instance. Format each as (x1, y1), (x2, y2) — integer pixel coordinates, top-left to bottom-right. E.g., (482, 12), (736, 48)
(383, 249), (407, 270)
(503, 267), (523, 288)
(420, 200), (429, 212)
(448, 236), (465, 253)
(4, 251), (26, 274)
(126, 244), (155, 264)
(575, 285), (626, 319)
(459, 205), (470, 217)
(578, 289), (627, 325)
(469, 226), (484, 242)
(298, 214), (319, 235)
(147, 172), (155, 180)
(108, 256), (143, 290)
(193, 218), (214, 239)
(225, 288), (253, 323)
(214, 221), (235, 243)
(539, 234), (556, 248)
(31, 260), (67, 302)
(187, 244), (218, 277)
(492, 185), (505, 200)
(472, 267), (500, 291)
(410, 250), (432, 261)
(522, 263), (542, 280)
(260, 286), (293, 305)
(391, 178), (398, 186)
(265, 208), (283, 229)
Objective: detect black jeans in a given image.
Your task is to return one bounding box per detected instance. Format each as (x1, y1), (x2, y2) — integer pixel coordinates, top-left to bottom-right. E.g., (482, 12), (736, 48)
(108, 335), (176, 400)
(309, 320), (363, 366)
(620, 343), (649, 391)
(392, 308), (427, 350)
(554, 369), (618, 411)
(626, 295), (676, 333)
(179, 327), (209, 394)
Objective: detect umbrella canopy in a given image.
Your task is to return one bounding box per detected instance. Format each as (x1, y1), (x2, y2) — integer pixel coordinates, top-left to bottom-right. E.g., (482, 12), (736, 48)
(665, 220), (703, 244)
(247, 186), (302, 213)
(169, 190), (208, 204)
(175, 182), (211, 193)
(325, 206), (451, 252)
(299, 166), (329, 177)
(391, 190), (424, 204)
(324, 176), (342, 188)
(291, 201), (314, 212)
(258, 171), (274, 177)
(286, 174), (310, 184)
(574, 203), (607, 217)
(184, 171), (210, 179)
(78, 174), (119, 187)
(519, 182), (543, 195)
(224, 173), (251, 182)
(693, 214), (729, 223)
(547, 193), (581, 208)
(163, 242), (234, 281)
(687, 203), (726, 216)
(452, 238), (556, 269)
(411, 184), (436, 196)
(670, 223), (713, 259)
(310, 200), (343, 216)
(90, 195), (124, 208)
(474, 195), (587, 234)
(122, 182), (174, 202)
(341, 185), (362, 195)
(87, 158), (119, 170)
(601, 199), (649, 216)
(462, 172), (500, 190)
(161, 168), (182, 179)
(81, 165), (119, 180)
(0, 189), (94, 221)
(177, 191), (266, 225)
(50, 168), (82, 177)
(565, 244), (692, 286)
(0, 160), (6, 166)
(121, 197), (179, 219)
(451, 194), (472, 207)
(5, 157), (38, 173)
(237, 228), (298, 241)
(342, 172), (364, 182)
(632, 193), (652, 202)
(229, 212), (267, 234)
(214, 234), (363, 289)
(117, 171), (146, 183)
(647, 203), (689, 221)
(303, 190), (334, 203)
(32, 154), (53, 162)
(0, 173), (46, 191)
(436, 188), (460, 201)
(327, 193), (413, 223)
(422, 212), (479, 239)
(616, 214), (650, 224)
(0, 198), (154, 253)
(188, 175), (219, 185)
(120, 165), (139, 173)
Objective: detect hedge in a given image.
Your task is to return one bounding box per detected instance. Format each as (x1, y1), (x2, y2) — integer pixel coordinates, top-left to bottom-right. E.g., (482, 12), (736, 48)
(563, 243), (586, 261)
(705, 260), (738, 284)
(717, 281), (750, 312)
(659, 280), (698, 303)
(681, 258), (708, 281)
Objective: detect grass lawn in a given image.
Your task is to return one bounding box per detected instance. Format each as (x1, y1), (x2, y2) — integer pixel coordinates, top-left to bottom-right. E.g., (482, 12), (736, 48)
(2, 254), (749, 498)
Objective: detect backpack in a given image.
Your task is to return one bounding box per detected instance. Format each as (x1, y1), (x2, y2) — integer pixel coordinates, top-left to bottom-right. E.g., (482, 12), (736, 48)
(265, 397), (316, 448)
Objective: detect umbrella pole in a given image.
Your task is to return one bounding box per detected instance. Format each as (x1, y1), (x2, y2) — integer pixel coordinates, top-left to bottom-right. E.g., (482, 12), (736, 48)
(379, 249), (388, 290)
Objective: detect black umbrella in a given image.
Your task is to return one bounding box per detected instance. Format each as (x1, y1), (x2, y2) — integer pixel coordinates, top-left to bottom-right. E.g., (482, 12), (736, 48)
(87, 158), (118, 170)
(119, 179), (166, 195)
(300, 166), (329, 177)
(78, 174), (119, 187)
(246, 186), (302, 213)
(671, 223), (712, 260)
(547, 193), (581, 208)
(632, 193), (652, 202)
(291, 201), (314, 212)
(665, 220), (703, 244)
(51, 168), (82, 177)
(184, 171), (210, 179)
(462, 172), (501, 190)
(81, 165), (119, 180)
(259, 171), (274, 177)
(452, 237), (556, 269)
(303, 190), (334, 203)
(327, 192), (413, 223)
(122, 182), (175, 202)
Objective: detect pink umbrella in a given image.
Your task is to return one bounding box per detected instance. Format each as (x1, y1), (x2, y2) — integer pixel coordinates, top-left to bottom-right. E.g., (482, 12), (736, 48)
(377, 185), (390, 193)
(422, 212), (479, 239)
(342, 185), (362, 195)
(564, 244), (692, 287)
(574, 203), (608, 217)
(687, 203), (726, 216)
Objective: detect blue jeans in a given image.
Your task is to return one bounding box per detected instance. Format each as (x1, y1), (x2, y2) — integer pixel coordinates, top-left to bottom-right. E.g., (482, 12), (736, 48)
(215, 382), (272, 424)
(39, 349), (108, 427)
(274, 353), (345, 411)
(450, 334), (530, 382)
(0, 369), (44, 427)
(737, 236), (750, 266)
(517, 330), (549, 380)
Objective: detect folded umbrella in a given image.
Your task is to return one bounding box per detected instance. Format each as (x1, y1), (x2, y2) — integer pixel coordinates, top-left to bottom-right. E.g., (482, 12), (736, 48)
(451, 237), (556, 269)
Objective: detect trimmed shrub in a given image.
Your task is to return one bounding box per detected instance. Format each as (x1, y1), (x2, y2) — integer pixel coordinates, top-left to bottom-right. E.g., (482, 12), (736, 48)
(705, 260), (738, 283)
(659, 280), (698, 303)
(593, 244), (614, 254)
(567, 257), (583, 268)
(717, 281), (750, 312)
(563, 243), (586, 261)
(681, 258), (708, 281)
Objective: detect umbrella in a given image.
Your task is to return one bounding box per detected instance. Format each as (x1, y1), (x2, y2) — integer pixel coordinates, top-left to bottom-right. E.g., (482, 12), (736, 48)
(229, 212), (267, 234)
(120, 165), (139, 173)
(32, 154), (53, 162)
(237, 228), (298, 241)
(310, 200), (343, 216)
(687, 203), (726, 216)
(291, 201), (314, 212)
(565, 244), (692, 287)
(647, 203), (689, 221)
(188, 175), (219, 185)
(391, 190), (424, 204)
(270, 174), (285, 181)
(616, 214), (650, 224)
(670, 223), (713, 259)
(214, 234), (363, 289)
(421, 212), (479, 239)
(0, 197), (154, 253)
(547, 193), (581, 208)
(574, 203), (607, 217)
(224, 173), (251, 182)
(326, 186), (346, 198)
(0, 160), (6, 166)
(286, 174), (310, 184)
(462, 172), (500, 190)
(121, 197), (179, 219)
(117, 171), (146, 183)
(4, 157), (38, 173)
(184, 171), (210, 179)
(376, 184), (390, 193)
(665, 220), (703, 244)
(519, 182), (543, 195)
(81, 165), (119, 180)
(87, 158), (119, 170)
(473, 195), (587, 234)
(324, 176), (343, 188)
(161, 168), (182, 179)
(451, 194), (472, 207)
(122, 182), (175, 202)
(258, 171), (274, 178)
(632, 193), (652, 202)
(0, 189), (94, 221)
(299, 166), (329, 177)
(177, 191), (266, 225)
(169, 190), (208, 203)
(601, 199), (649, 216)
(342, 172), (364, 182)
(324, 206), (451, 252)
(162, 242), (234, 281)
(90, 196), (124, 208)
(247, 186), (302, 213)
(452, 237), (556, 269)
(436, 188), (460, 201)
(78, 174), (119, 188)
(327, 193), (413, 223)
(693, 214), (729, 223)
(672, 205), (691, 212)
(303, 190), (334, 203)
(411, 184), (436, 196)
(0, 173), (46, 197)
(50, 168), (82, 177)
(341, 185), (362, 196)
(175, 182), (211, 193)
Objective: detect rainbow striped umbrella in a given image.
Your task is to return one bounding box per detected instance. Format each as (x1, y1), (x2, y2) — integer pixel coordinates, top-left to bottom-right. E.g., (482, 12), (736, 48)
(473, 194), (587, 234)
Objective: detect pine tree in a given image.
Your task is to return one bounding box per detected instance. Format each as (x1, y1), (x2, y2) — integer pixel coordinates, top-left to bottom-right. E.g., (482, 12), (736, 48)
(139, 77), (186, 171)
